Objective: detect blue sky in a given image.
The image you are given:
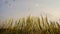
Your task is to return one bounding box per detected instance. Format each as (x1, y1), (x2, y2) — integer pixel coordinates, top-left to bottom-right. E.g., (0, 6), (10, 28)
(0, 0), (60, 21)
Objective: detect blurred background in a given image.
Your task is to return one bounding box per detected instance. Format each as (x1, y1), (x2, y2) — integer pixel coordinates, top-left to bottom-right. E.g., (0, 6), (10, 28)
(0, 0), (60, 21)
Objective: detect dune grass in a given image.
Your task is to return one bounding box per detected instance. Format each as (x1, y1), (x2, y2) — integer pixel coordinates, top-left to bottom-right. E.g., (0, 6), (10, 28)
(0, 16), (60, 34)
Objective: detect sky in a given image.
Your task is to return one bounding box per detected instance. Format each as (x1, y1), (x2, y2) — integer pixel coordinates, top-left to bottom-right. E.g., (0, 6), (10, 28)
(0, 0), (60, 21)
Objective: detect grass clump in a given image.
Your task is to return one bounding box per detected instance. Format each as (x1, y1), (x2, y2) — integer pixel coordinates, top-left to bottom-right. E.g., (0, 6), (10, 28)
(0, 16), (60, 34)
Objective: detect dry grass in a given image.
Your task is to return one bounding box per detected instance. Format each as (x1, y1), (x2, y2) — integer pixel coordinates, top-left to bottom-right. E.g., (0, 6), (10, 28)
(0, 16), (60, 34)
